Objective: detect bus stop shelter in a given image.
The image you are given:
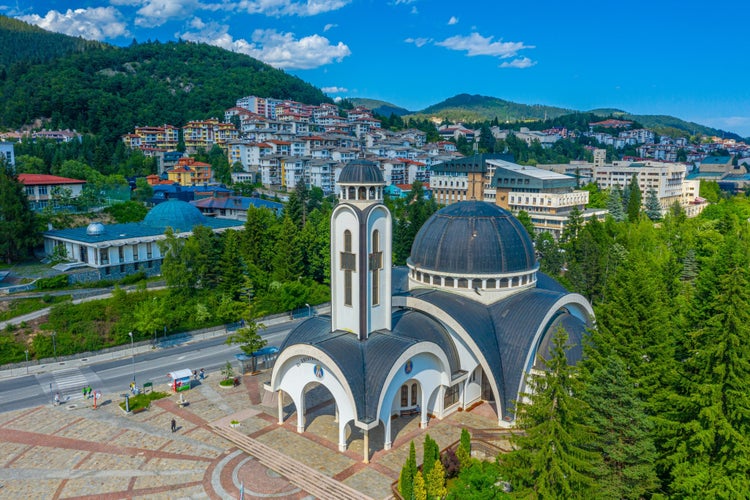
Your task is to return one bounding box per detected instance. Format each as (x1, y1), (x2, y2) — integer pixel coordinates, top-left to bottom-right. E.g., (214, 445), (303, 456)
(168, 369), (192, 392)
(235, 346), (279, 373)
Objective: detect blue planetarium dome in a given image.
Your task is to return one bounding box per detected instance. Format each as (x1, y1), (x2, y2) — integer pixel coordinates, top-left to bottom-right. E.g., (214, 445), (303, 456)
(143, 200), (207, 231)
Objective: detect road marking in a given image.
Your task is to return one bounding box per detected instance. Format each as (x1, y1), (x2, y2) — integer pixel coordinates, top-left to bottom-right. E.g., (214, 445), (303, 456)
(51, 368), (88, 400)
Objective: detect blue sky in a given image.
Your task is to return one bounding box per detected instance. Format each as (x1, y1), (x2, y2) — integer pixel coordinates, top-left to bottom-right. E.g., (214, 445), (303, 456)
(4, 0), (750, 137)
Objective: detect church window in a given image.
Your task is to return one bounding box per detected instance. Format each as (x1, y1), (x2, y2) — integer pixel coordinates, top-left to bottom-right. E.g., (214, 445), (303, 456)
(370, 230), (382, 306)
(348, 186), (355, 199)
(411, 383), (418, 406)
(342, 230), (355, 306)
(358, 187), (366, 199)
(369, 187), (376, 199)
(458, 278), (468, 288)
(445, 277), (454, 287)
(401, 385), (408, 406)
(486, 278), (496, 289)
(443, 384), (459, 408)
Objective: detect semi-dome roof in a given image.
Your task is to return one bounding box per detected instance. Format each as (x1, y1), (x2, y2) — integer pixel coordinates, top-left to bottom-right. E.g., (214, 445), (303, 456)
(86, 222), (105, 236)
(408, 201), (536, 275)
(338, 160), (384, 185)
(143, 200), (206, 230)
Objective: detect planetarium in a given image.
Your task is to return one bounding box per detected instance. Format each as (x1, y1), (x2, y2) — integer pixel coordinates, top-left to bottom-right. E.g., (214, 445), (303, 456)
(267, 160), (594, 462)
(42, 199), (244, 282)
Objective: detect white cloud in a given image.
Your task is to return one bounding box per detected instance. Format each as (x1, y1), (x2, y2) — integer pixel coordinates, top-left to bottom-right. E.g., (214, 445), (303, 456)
(410, 6), (418, 14)
(322, 86), (347, 93)
(323, 23), (337, 31)
(500, 57), (536, 69)
(117, 0), (212, 28)
(436, 32), (533, 58)
(236, 0), (351, 17)
(448, 16), (458, 25)
(178, 22), (351, 70)
(394, 0), (417, 3)
(17, 8), (130, 40)
(405, 37), (432, 48)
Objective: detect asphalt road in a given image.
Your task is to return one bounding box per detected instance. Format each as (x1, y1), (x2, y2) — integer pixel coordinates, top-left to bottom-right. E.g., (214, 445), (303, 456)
(0, 319), (301, 414)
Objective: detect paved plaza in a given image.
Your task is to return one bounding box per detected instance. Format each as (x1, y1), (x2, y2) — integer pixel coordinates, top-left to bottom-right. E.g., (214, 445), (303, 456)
(0, 371), (500, 499)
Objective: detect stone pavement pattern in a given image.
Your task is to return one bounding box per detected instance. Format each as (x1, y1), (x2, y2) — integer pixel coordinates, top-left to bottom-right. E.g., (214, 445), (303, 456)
(0, 372), (499, 499)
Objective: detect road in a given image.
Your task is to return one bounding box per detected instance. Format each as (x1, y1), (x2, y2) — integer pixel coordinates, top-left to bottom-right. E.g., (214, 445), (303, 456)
(0, 319), (302, 414)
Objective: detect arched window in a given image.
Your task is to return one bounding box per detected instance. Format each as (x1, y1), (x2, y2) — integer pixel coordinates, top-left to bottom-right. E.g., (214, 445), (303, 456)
(411, 382), (418, 406)
(500, 278), (508, 288)
(401, 385), (408, 406)
(348, 186), (355, 199)
(371, 230), (381, 306)
(369, 186), (376, 199)
(486, 278), (496, 289)
(445, 277), (454, 287)
(358, 186), (366, 199)
(342, 230), (355, 306)
(458, 278), (468, 289)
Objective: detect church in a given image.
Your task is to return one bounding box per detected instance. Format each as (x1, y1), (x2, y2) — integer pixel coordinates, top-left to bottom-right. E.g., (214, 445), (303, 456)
(267, 160), (594, 462)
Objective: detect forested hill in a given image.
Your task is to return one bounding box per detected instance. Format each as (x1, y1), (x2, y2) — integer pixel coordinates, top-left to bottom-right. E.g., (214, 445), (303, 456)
(0, 16), (103, 69)
(0, 17), (332, 142)
(411, 94), (575, 123)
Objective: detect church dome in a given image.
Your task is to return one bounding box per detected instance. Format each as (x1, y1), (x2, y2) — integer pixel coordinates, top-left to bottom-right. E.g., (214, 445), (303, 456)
(408, 201), (536, 275)
(143, 200), (206, 230)
(338, 160), (384, 185)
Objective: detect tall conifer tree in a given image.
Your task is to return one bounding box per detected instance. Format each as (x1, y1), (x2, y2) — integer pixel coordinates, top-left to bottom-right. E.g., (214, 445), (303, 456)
(502, 327), (601, 498)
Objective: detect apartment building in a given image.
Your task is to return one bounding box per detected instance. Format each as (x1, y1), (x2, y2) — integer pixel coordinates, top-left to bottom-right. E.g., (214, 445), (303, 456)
(489, 159), (599, 239)
(430, 154), (514, 205)
(166, 157), (212, 186)
(18, 174), (86, 210)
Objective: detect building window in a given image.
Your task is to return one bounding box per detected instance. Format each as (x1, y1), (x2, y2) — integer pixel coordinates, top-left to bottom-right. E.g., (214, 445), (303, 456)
(444, 384), (459, 408)
(401, 385), (409, 406)
(411, 383), (418, 406)
(118, 246), (124, 263)
(99, 249), (109, 265)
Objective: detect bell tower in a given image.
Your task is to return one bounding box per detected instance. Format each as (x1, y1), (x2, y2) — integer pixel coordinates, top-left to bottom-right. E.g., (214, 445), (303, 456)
(331, 160), (392, 340)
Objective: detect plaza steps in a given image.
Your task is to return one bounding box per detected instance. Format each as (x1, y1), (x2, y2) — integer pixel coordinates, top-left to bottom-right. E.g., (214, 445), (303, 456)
(210, 424), (374, 500)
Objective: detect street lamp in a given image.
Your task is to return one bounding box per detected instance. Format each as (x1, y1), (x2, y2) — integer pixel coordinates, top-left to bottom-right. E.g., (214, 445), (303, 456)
(51, 331), (57, 360)
(128, 331), (135, 384)
(305, 303), (312, 317)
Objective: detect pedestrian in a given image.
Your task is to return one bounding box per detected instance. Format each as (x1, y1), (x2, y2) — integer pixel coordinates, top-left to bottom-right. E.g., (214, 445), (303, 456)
(54, 393), (60, 406)
(193, 370), (198, 381)
(87, 386), (92, 398)
(171, 418), (176, 433)
(199, 368), (205, 380)
(82, 387), (87, 399)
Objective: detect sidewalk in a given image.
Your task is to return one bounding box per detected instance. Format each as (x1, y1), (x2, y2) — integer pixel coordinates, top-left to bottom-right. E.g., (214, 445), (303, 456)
(0, 367), (500, 499)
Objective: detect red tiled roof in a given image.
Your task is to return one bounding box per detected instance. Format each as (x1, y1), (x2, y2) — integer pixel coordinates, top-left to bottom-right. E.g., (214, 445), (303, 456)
(18, 174), (85, 185)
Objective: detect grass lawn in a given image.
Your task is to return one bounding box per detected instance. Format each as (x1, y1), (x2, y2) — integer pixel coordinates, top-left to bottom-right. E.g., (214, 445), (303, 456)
(119, 391), (169, 412)
(0, 295), (72, 322)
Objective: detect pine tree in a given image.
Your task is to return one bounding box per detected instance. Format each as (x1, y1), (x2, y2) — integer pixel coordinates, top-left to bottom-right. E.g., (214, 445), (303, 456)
(606, 184), (625, 222)
(626, 174), (642, 222)
(399, 441), (417, 500)
(644, 188), (662, 221)
(271, 215), (303, 282)
(501, 327), (601, 498)
(662, 236), (750, 497)
(580, 356), (659, 498)
(0, 164), (38, 263)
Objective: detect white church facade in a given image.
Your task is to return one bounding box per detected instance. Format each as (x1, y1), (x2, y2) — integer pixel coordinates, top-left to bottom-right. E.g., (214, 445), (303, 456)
(266, 160), (594, 462)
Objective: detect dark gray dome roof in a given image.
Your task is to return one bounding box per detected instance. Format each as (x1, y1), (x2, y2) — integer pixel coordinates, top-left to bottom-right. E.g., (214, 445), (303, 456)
(143, 200), (206, 230)
(338, 160), (384, 184)
(408, 201), (536, 275)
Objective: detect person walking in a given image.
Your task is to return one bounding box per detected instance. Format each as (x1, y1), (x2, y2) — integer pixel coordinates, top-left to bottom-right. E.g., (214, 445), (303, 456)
(171, 418), (176, 433)
(82, 387), (87, 399)
(54, 393), (60, 406)
(199, 368), (205, 380)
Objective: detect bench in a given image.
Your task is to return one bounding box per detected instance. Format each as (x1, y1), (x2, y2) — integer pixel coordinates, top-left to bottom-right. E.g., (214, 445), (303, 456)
(400, 407), (420, 417)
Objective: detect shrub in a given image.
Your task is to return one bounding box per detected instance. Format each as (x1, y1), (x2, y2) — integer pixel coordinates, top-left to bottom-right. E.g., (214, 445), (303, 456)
(35, 274), (69, 290)
(119, 391), (169, 412)
(119, 271), (147, 286)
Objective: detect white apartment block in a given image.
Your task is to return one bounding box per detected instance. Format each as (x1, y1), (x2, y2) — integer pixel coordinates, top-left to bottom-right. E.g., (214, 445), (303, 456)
(594, 161), (688, 213)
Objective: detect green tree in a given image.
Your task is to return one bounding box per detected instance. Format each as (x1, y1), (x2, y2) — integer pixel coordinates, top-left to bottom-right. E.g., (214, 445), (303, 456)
(644, 188), (662, 221)
(501, 327), (601, 498)
(516, 210), (535, 238)
(580, 356), (659, 499)
(422, 434), (439, 478)
(0, 165), (38, 263)
(133, 177), (154, 202)
(606, 185), (625, 222)
(426, 459), (447, 500)
(271, 216), (304, 282)
(400, 441), (417, 500)
(626, 174), (642, 222)
(413, 470), (427, 500)
(225, 316), (267, 372)
(661, 233), (750, 497)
